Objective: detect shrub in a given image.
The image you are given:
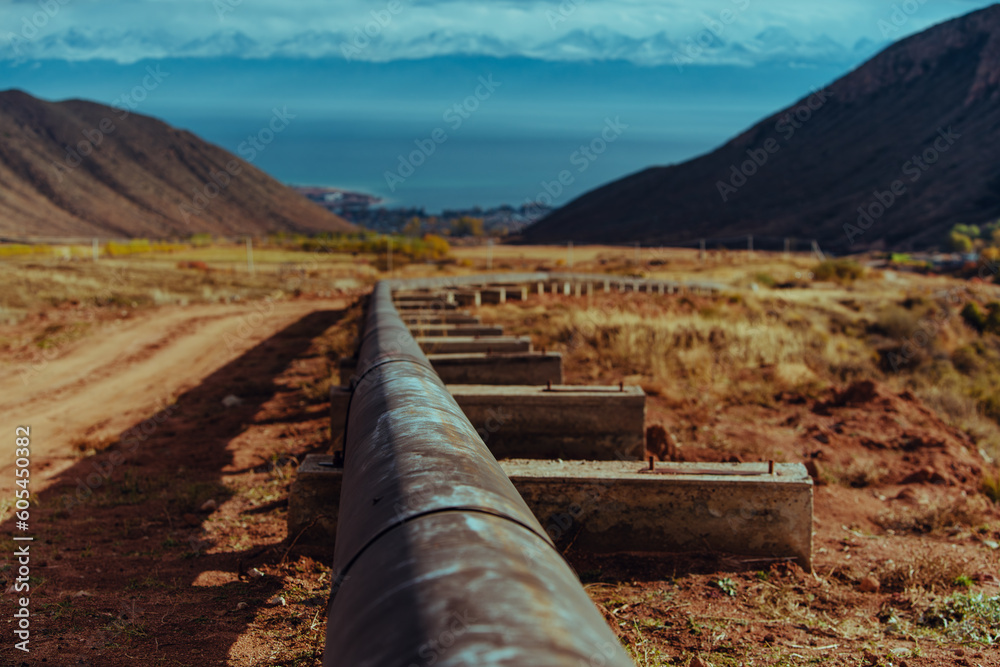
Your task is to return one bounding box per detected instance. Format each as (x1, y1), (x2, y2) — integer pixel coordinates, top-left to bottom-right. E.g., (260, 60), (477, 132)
(987, 303), (1000, 335)
(873, 305), (921, 340)
(962, 302), (986, 333)
(753, 272), (776, 288)
(983, 470), (1000, 503)
(950, 231), (974, 252)
(813, 259), (864, 284)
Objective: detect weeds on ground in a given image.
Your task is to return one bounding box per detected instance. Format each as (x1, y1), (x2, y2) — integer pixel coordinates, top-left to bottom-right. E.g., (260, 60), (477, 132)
(918, 592), (1000, 645)
(875, 550), (972, 593)
(875, 496), (992, 534)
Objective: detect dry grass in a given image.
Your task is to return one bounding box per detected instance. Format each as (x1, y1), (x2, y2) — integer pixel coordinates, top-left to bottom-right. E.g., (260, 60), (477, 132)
(828, 455), (890, 488)
(984, 471), (1000, 503)
(0, 245), (369, 323)
(875, 495), (993, 535)
(875, 550), (973, 593)
(485, 293), (861, 406)
(478, 270), (1000, 466)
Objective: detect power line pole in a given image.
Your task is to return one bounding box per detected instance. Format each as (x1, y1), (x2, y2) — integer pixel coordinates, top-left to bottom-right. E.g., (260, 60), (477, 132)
(812, 240), (825, 262)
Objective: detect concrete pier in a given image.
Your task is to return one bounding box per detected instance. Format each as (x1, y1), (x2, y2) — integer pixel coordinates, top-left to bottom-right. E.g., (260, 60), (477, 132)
(401, 313), (480, 325)
(393, 292), (454, 304)
(407, 324), (504, 337)
(339, 352), (563, 386)
(429, 352), (562, 385)
(329, 382), (641, 459)
(480, 288), (507, 304)
(453, 291), (482, 307)
(416, 336), (532, 354)
(289, 456), (813, 569)
(395, 300), (458, 311)
(453, 384), (645, 460)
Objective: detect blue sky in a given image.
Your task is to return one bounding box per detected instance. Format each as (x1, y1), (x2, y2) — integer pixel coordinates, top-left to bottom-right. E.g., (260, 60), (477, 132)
(2, 0), (996, 66)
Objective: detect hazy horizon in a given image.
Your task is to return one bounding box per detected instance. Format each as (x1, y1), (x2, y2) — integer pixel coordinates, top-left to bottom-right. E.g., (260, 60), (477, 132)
(3, 1), (996, 212)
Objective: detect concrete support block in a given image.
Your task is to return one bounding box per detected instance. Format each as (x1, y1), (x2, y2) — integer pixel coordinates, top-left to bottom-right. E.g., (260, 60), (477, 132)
(416, 336), (532, 354)
(451, 384), (645, 460)
(402, 313), (480, 325)
(408, 324), (504, 337)
(428, 352), (562, 385)
(396, 301), (457, 311)
(574, 283), (582, 298)
(338, 358), (357, 385)
(454, 291), (481, 307)
(480, 288), (506, 305)
(603, 279), (610, 293)
(394, 292), (454, 304)
(287, 455), (342, 545)
(328, 381), (641, 460)
(339, 351), (560, 385)
(288, 456), (813, 569)
(502, 460), (813, 569)
(502, 285), (528, 301)
(330, 385), (350, 450)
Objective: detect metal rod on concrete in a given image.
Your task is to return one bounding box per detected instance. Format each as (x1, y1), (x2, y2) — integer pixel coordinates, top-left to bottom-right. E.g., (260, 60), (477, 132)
(325, 280), (633, 667)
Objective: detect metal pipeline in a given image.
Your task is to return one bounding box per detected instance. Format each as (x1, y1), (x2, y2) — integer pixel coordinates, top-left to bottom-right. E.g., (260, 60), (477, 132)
(325, 281), (634, 667)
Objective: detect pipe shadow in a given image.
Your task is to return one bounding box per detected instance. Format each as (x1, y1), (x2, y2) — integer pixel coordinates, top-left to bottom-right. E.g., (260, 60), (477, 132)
(0, 308), (345, 666)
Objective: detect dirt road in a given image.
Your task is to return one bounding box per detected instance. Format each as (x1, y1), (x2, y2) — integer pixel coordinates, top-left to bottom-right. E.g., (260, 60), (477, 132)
(0, 298), (344, 492)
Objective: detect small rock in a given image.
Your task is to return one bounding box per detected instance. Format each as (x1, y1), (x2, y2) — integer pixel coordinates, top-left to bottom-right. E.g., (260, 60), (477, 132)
(221, 394), (243, 408)
(248, 568), (265, 579)
(689, 657), (711, 667)
(236, 602), (248, 610)
(200, 499), (217, 512)
(71, 591), (92, 598)
(267, 595), (286, 607)
(859, 575), (880, 593)
(901, 466), (946, 485)
(762, 633), (776, 644)
(890, 647), (911, 657)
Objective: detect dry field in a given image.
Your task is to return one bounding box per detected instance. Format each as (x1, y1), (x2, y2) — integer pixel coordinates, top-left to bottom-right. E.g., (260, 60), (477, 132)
(0, 243), (998, 666)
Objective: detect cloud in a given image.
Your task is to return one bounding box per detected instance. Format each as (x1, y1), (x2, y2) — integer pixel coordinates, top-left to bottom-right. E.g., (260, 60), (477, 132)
(0, 0), (995, 65)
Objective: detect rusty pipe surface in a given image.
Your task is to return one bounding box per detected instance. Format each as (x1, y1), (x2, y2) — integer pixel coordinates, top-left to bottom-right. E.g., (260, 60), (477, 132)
(325, 281), (633, 667)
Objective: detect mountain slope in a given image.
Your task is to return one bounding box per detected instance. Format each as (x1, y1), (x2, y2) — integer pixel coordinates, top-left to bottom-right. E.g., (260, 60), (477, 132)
(0, 90), (353, 238)
(523, 5), (1000, 251)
